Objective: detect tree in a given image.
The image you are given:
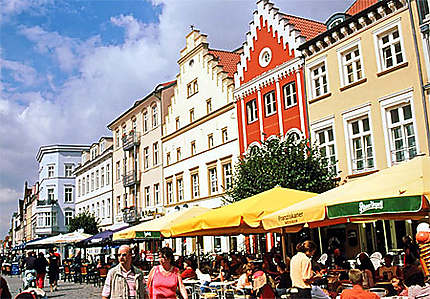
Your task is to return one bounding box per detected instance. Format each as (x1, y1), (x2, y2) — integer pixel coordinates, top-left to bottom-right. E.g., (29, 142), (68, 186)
(68, 210), (99, 234)
(225, 135), (337, 203)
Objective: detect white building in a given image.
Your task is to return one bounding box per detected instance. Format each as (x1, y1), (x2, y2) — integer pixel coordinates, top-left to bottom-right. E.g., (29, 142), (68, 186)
(74, 137), (115, 230)
(162, 30), (242, 254)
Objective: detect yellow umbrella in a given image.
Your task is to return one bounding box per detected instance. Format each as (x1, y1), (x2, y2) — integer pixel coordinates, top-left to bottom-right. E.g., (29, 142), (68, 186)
(113, 206), (210, 241)
(262, 155), (430, 231)
(167, 186), (317, 237)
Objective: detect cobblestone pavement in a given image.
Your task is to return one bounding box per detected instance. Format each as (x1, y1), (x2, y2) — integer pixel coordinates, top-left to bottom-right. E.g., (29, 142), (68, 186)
(3, 275), (103, 298)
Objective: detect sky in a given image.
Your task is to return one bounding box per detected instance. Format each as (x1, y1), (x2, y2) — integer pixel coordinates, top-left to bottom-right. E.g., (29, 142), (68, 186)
(0, 0), (355, 240)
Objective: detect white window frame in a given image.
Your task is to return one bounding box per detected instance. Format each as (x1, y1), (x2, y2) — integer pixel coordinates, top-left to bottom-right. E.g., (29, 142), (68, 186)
(144, 147), (149, 169)
(342, 104), (377, 174)
(167, 181), (173, 204)
(101, 167), (105, 188)
(106, 164), (110, 185)
(337, 38), (365, 87)
(47, 165), (55, 178)
(264, 91), (277, 116)
(191, 173), (199, 198)
(177, 178), (184, 201)
(154, 184), (160, 205)
(64, 164), (73, 177)
(379, 89), (420, 167)
(153, 142), (159, 166)
(307, 55), (329, 99)
(152, 104), (158, 128)
(222, 163), (233, 190)
(145, 186), (151, 207)
(208, 167), (218, 194)
(246, 99), (258, 123)
(95, 170), (99, 189)
(143, 111), (148, 132)
(47, 188), (54, 202)
(311, 116), (338, 175)
(64, 187), (73, 203)
(283, 81), (297, 108)
(372, 18), (407, 73)
(65, 211), (73, 226)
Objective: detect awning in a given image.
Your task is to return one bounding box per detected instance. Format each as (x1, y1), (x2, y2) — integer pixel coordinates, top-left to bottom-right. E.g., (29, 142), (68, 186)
(27, 231), (92, 248)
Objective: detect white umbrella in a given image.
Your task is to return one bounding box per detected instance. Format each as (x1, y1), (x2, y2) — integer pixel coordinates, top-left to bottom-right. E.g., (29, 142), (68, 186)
(28, 231), (92, 246)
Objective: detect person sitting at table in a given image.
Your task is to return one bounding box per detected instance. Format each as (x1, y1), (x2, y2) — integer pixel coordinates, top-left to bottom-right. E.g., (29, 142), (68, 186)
(181, 259), (196, 280)
(404, 267), (430, 299)
(262, 254), (278, 278)
(357, 253), (375, 288)
(391, 277), (408, 296)
(237, 264), (253, 296)
(274, 262), (291, 297)
(340, 269), (380, 299)
(376, 254), (398, 282)
(211, 258), (231, 282)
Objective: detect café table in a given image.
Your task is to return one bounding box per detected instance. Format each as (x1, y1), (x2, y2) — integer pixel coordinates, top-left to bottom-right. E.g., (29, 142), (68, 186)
(210, 281), (236, 299)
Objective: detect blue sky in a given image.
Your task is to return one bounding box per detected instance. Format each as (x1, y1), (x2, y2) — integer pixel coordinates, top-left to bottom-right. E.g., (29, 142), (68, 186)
(0, 0), (354, 239)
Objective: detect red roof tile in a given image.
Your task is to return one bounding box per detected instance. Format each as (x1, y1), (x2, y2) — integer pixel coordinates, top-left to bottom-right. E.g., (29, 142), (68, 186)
(282, 14), (327, 41)
(346, 0), (378, 15)
(160, 80), (176, 87)
(208, 49), (241, 78)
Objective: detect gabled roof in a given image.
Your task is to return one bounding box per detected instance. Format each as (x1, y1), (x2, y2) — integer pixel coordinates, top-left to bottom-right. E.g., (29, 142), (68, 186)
(346, 0), (378, 15)
(208, 49), (241, 78)
(282, 14), (326, 41)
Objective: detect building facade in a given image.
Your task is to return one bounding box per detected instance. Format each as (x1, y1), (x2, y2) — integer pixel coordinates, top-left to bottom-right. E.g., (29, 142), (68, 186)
(23, 182), (39, 241)
(162, 30), (241, 254)
(34, 145), (90, 237)
(299, 0), (430, 256)
(108, 82), (175, 228)
(74, 137), (114, 230)
(234, 0), (326, 154)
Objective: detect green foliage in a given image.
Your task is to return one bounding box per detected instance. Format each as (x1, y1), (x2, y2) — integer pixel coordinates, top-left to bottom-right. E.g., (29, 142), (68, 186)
(68, 210), (99, 235)
(225, 136), (338, 203)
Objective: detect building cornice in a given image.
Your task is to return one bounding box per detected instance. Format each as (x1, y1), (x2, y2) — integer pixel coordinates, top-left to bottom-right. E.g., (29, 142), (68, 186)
(36, 145), (90, 162)
(74, 148), (113, 175)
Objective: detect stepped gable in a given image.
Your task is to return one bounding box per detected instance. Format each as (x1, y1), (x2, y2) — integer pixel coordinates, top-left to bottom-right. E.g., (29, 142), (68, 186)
(281, 14), (326, 41)
(207, 49), (241, 78)
(346, 0), (378, 15)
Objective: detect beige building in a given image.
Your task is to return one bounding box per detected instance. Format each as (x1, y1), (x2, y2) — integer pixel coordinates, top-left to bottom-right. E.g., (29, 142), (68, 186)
(24, 182), (39, 241)
(162, 30), (241, 254)
(299, 0), (430, 255)
(108, 82), (175, 227)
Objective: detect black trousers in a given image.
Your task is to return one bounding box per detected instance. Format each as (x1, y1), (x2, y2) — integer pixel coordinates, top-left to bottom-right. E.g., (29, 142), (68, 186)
(290, 287), (312, 299)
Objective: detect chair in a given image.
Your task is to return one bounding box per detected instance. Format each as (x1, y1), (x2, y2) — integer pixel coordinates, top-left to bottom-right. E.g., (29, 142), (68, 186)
(318, 253), (328, 266)
(97, 266), (109, 287)
(196, 283), (218, 299)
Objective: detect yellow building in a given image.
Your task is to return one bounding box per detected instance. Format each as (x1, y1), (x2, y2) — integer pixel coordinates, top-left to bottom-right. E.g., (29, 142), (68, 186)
(299, 0), (430, 254)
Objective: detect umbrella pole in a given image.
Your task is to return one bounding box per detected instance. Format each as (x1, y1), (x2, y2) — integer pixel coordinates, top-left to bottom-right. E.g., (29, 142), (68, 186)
(382, 220), (389, 253)
(281, 228), (287, 264)
(196, 236), (200, 269)
(318, 227), (323, 255)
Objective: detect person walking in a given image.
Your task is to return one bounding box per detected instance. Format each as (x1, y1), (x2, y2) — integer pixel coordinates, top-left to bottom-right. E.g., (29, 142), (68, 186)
(102, 245), (148, 299)
(147, 247), (188, 299)
(34, 252), (48, 289)
(340, 269), (380, 299)
(290, 240), (320, 299)
(0, 275), (11, 299)
(48, 248), (60, 292)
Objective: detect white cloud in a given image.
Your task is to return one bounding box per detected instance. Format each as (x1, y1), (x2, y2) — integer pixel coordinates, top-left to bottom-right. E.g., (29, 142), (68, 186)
(0, 188), (21, 238)
(1, 59), (38, 87)
(0, 0), (52, 22)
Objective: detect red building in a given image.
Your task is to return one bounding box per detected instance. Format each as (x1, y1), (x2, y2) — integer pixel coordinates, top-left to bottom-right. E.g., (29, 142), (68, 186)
(234, 0), (326, 154)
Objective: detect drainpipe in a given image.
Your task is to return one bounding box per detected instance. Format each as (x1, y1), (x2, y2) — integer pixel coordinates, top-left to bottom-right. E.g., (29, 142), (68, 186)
(408, 0), (430, 154)
(301, 55), (312, 141)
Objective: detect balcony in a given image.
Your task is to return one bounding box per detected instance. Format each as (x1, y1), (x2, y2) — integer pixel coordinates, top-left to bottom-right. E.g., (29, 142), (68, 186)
(114, 212), (124, 223)
(123, 170), (139, 187)
(36, 199), (58, 207)
(122, 131), (140, 151)
(34, 225), (60, 236)
(122, 206), (138, 223)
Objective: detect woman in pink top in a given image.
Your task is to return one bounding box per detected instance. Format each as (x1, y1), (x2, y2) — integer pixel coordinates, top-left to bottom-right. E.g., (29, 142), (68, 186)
(147, 247), (188, 299)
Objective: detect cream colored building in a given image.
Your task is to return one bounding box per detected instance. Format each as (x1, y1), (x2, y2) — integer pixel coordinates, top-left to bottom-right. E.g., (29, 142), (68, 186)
(161, 30), (242, 254)
(108, 82), (175, 228)
(299, 0), (430, 255)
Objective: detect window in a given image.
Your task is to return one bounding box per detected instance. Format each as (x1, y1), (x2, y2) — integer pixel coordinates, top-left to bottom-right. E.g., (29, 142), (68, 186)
(386, 104), (417, 163)
(65, 187), (73, 203)
(191, 173), (199, 199)
(78, 179), (81, 197)
(189, 108), (195, 122)
(376, 26), (405, 71)
(65, 211), (73, 226)
(95, 170), (99, 189)
(115, 130), (120, 148)
(96, 202), (100, 218)
(48, 165), (54, 178)
(348, 117), (375, 173)
(82, 178), (86, 195)
(101, 200), (105, 218)
(175, 117), (180, 130)
(153, 142), (159, 165)
(340, 46), (363, 85)
(208, 167), (218, 194)
(167, 181), (173, 204)
(91, 172), (94, 192)
(43, 212), (51, 227)
(65, 165), (73, 177)
(47, 188), (54, 202)
(106, 164), (110, 185)
(86, 175), (90, 192)
(107, 199), (111, 217)
(51, 211), (57, 226)
(116, 161), (120, 181)
(283, 82), (297, 108)
(187, 79), (198, 97)
(222, 163), (233, 190)
(221, 128), (228, 143)
(177, 178), (184, 201)
(143, 111), (148, 132)
(144, 147), (149, 169)
(154, 184), (160, 205)
(152, 105), (158, 128)
(246, 99), (258, 123)
(116, 196), (121, 214)
(315, 127), (337, 174)
(145, 186), (151, 207)
(264, 91), (276, 116)
(176, 148), (181, 161)
(191, 141), (196, 156)
(166, 152), (171, 166)
(310, 63), (328, 98)
(206, 99), (212, 114)
(208, 134), (214, 149)
(101, 167), (105, 187)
